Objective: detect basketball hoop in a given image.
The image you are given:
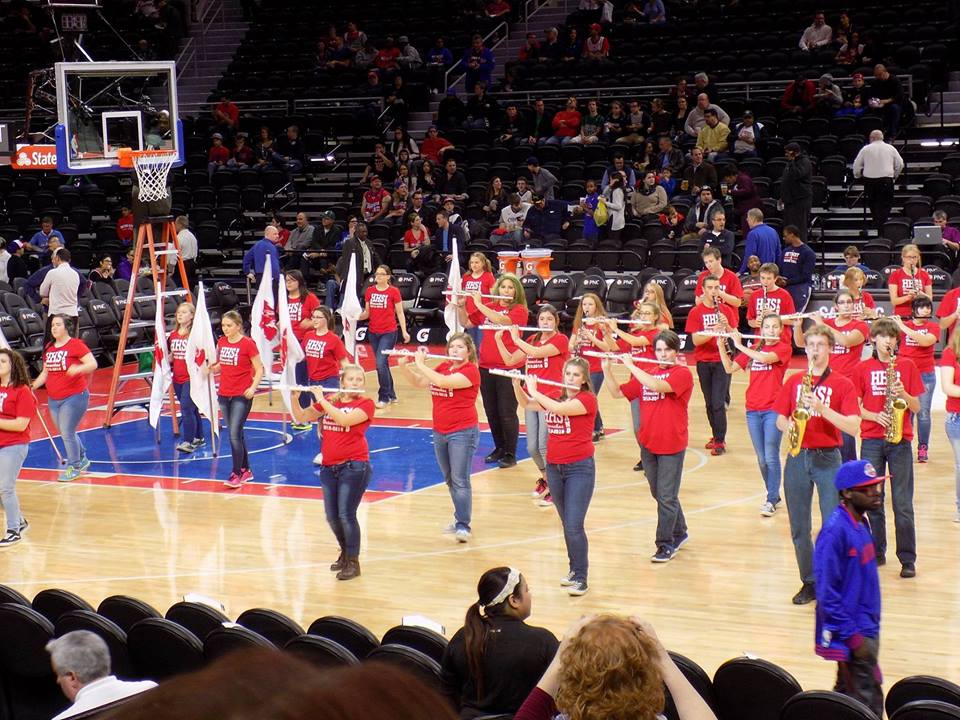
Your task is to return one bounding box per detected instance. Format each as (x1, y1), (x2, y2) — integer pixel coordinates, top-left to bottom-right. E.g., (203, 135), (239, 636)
(118, 148), (177, 202)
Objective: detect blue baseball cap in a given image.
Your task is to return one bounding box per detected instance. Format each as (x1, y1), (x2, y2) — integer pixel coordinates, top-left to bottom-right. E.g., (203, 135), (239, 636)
(834, 460), (887, 491)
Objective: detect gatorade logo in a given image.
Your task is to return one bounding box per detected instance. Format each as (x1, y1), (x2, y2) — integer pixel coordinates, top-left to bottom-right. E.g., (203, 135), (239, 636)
(12, 145), (58, 170)
(416, 328), (430, 343)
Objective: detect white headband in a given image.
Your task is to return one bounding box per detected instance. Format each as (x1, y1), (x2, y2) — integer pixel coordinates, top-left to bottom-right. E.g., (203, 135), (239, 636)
(480, 568), (521, 612)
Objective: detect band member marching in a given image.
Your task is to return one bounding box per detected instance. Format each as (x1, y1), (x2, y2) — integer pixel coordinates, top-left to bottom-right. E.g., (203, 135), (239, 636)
(937, 330), (960, 523)
(892, 295), (937, 463)
(0, 349), (36, 548)
(169, 302), (206, 453)
(843, 267), (879, 320)
(887, 244), (931, 319)
(301, 305), (350, 465)
(360, 265), (411, 408)
(570, 293), (615, 442)
(461, 252), (497, 349)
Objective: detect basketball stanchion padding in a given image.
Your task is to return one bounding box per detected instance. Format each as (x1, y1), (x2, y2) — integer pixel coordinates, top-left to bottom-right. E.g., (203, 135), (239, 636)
(118, 148), (178, 202)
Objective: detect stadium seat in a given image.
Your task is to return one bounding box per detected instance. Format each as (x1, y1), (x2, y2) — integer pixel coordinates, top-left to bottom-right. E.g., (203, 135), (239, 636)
(0, 583), (30, 606)
(380, 624), (449, 664)
(886, 676), (960, 718)
(236, 608), (305, 647)
(712, 657), (802, 720)
(365, 644), (443, 693)
(407, 272), (448, 327)
(127, 617), (205, 681)
(0, 604), (67, 720)
(32, 588), (95, 625)
(284, 634), (359, 669)
(54, 610), (134, 679)
(891, 701), (960, 720)
(204, 625), (275, 662)
(307, 616), (380, 660)
(663, 652), (717, 720)
(780, 690), (879, 720)
(166, 601), (231, 643)
(97, 595), (162, 634)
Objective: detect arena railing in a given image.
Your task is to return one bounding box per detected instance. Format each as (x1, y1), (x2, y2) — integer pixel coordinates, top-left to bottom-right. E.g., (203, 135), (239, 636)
(197, 0), (224, 62)
(443, 21), (511, 93)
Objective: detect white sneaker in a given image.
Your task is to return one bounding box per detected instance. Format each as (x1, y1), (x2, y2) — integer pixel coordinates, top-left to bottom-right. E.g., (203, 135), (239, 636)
(374, 400), (387, 409)
(442, 523), (457, 534)
(455, 528), (471, 543)
(760, 502), (777, 517)
(559, 571), (576, 587)
(313, 452), (323, 466)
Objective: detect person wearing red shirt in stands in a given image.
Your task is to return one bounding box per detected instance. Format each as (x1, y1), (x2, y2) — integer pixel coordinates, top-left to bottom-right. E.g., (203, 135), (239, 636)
(31, 315), (97, 482)
(894, 295), (938, 463)
(459, 274), (529, 469)
(888, 244), (932, 319)
(115, 206), (134, 246)
(291, 364), (373, 580)
(544, 97), (582, 146)
(421, 126), (454, 164)
(0, 349), (36, 548)
(938, 331), (960, 523)
(398, 336), (481, 543)
(208, 310), (264, 489)
(515, 357), (597, 596)
(495, 305), (569, 504)
(694, 247), (743, 309)
(212, 96), (239, 130)
(855, 318), (923, 578)
(360, 265), (410, 408)
(603, 330), (694, 563)
(284, 270), (321, 426)
(774, 324), (861, 605)
(746, 263), (796, 332)
(169, 302), (205, 454)
(207, 133), (231, 179)
(461, 252), (497, 350)
(686, 275), (739, 456)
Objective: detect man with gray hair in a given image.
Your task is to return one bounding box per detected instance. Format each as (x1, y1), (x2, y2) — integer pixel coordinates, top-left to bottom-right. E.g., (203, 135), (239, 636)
(48, 631), (156, 719)
(684, 93), (730, 139)
(172, 215), (198, 288)
(853, 130), (903, 235)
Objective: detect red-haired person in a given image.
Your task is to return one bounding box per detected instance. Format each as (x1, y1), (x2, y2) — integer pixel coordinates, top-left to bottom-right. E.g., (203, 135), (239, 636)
(570, 292), (614, 442)
(0, 349), (35, 548)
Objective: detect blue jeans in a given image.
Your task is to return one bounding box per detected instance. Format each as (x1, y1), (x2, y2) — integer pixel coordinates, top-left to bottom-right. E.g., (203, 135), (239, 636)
(840, 432), (858, 462)
(218, 395), (253, 475)
(48, 390), (89, 468)
(784, 448), (841, 584)
(0, 443), (28, 531)
(630, 398), (641, 448)
(466, 326), (482, 352)
(434, 425), (479, 531)
(525, 409), (547, 472)
(861, 438), (916, 565)
(368, 330), (398, 403)
(324, 279), (338, 309)
(641, 448), (687, 549)
(546, 456), (595, 583)
(945, 414), (960, 512)
(745, 410), (783, 504)
(319, 460), (371, 556)
(589, 371), (604, 432)
(914, 371), (936, 448)
(174, 381), (203, 443)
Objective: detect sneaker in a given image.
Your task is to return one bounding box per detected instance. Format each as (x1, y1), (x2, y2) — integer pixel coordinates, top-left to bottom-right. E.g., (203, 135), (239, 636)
(705, 437), (716, 449)
(238, 468), (254, 484)
(537, 492), (554, 507)
(899, 562), (916, 578)
(18, 518), (29, 534)
(760, 501), (777, 517)
(566, 580), (589, 596)
(792, 583), (816, 605)
(191, 437), (207, 450)
(559, 571), (577, 587)
(291, 422), (312, 431)
(374, 400), (388, 409)
(673, 533), (689, 551)
(532, 478), (548, 498)
(497, 454), (517, 469)
(634, 459), (643, 472)
(0, 530), (21, 549)
(711, 441), (726, 456)
(59, 465), (83, 482)
(389, 398), (399, 404)
(651, 545), (675, 563)
(876, 552), (886, 566)
(176, 441), (195, 453)
(918, 444), (928, 463)
(484, 449), (504, 464)
(224, 473), (243, 489)
(592, 430), (604, 443)
(76, 456), (91, 473)
(313, 452), (324, 466)
(443, 523), (457, 534)
(455, 528), (471, 543)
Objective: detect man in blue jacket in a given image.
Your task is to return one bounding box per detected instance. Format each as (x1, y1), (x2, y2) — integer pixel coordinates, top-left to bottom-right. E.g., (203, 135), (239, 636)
(813, 459), (884, 717)
(243, 225), (281, 289)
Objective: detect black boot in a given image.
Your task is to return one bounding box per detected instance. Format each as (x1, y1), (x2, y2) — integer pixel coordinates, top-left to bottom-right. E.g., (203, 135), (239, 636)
(484, 449), (504, 463)
(330, 550), (345, 572)
(336, 557), (361, 580)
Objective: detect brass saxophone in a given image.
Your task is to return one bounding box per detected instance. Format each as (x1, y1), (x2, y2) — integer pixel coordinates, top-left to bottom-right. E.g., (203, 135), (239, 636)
(788, 362), (813, 457)
(884, 354), (908, 444)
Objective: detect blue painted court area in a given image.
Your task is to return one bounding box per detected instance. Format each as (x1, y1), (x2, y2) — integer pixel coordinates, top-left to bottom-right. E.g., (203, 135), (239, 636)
(23, 417), (529, 494)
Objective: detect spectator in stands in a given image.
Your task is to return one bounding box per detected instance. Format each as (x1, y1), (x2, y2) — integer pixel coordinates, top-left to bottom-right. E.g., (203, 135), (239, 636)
(441, 567), (559, 719)
(211, 95), (238, 137)
(354, 41), (378, 69)
(561, 28), (582, 63)
(659, 167), (678, 198)
(434, 210), (464, 261)
(116, 206), (134, 246)
(464, 35), (495, 91)
(695, 108), (730, 162)
(482, 177), (509, 223)
(602, 172), (627, 242)
(781, 73), (817, 116)
(285, 212), (315, 269)
(87, 255), (115, 290)
(693, 72), (719, 104)
(701, 210), (734, 266)
(811, 74), (844, 117)
(253, 126), (274, 171)
(465, 81), (500, 129)
(497, 103), (529, 146)
(486, 0), (513, 18)
(40, 248), (81, 341)
(422, 126), (454, 164)
(730, 111), (764, 160)
(207, 132), (230, 179)
(582, 23), (610, 60)
(2, 241), (28, 283)
(26, 216), (65, 259)
(660, 205), (684, 243)
(386, 185), (410, 226)
(835, 31), (863, 67)
(600, 153), (635, 192)
(860, 31), (886, 67)
(388, 128), (419, 162)
(361, 143), (396, 186)
(437, 90), (467, 131)
(439, 159), (469, 202)
(681, 147), (717, 197)
(683, 186), (721, 241)
(337, 222), (380, 299)
(426, 37), (454, 94)
(396, 35), (422, 71)
(418, 159), (441, 200)
(798, 11), (832, 51)
(618, 100), (650, 146)
(394, 161), (413, 193)
(326, 35), (352, 70)
(779, 224), (816, 312)
(48, 630), (156, 720)
(632, 171), (668, 219)
(268, 213), (290, 248)
(833, 246), (870, 273)
(243, 226), (281, 289)
(362, 176), (392, 225)
(739, 208), (781, 272)
(540, 27), (563, 62)
(722, 164), (761, 229)
(780, 142), (813, 240)
(343, 20), (367, 54)
(545, 97), (581, 145)
(578, 179), (601, 246)
(642, 0), (667, 24)
(935, 210), (960, 257)
(648, 98), (671, 137)
(518, 32), (541, 62)
(515, 177), (533, 203)
(653, 135), (684, 174)
(868, 64), (905, 138)
(834, 10), (854, 46)
(497, 193), (532, 247)
(230, 132), (255, 169)
(383, 75), (411, 129)
(272, 125), (305, 178)
(526, 157), (558, 201)
(527, 99), (554, 144)
(839, 72), (869, 117)
(853, 130), (903, 235)
(174, 215), (198, 288)
(669, 77), (693, 108)
(600, 100), (626, 143)
(739, 255), (763, 304)
(523, 194), (570, 246)
(668, 95), (690, 142)
(684, 94), (729, 139)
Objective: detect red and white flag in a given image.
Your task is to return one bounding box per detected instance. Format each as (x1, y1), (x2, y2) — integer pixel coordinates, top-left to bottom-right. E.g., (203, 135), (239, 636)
(276, 274), (305, 414)
(444, 234), (462, 338)
(337, 254), (363, 359)
(185, 282), (219, 437)
(148, 283), (173, 428)
(249, 261), (278, 375)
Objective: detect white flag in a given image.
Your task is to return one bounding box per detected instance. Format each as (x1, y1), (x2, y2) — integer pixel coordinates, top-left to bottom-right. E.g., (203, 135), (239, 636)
(185, 282), (219, 437)
(276, 272), (305, 414)
(337, 254), (363, 359)
(148, 284), (173, 428)
(444, 235), (462, 338)
(249, 262), (278, 375)
(0, 323), (10, 350)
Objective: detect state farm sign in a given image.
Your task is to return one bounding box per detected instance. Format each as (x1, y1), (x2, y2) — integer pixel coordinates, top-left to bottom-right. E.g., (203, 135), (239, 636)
(12, 145), (58, 170)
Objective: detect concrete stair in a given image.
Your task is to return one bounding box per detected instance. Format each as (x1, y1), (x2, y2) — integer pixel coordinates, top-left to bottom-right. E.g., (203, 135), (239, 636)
(919, 71), (960, 127)
(174, 0), (249, 113)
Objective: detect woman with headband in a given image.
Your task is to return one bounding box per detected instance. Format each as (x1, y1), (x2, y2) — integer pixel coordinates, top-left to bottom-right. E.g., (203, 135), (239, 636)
(300, 305), (350, 465)
(494, 304), (569, 505)
(718, 314), (792, 517)
(570, 292), (614, 442)
(440, 566), (558, 718)
(397, 335), (480, 542)
(290, 364), (374, 580)
(514, 357), (598, 595)
(893, 294), (938, 463)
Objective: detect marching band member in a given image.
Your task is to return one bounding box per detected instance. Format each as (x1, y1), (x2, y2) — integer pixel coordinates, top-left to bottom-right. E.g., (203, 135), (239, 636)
(462, 252), (497, 349)
(642, 281), (674, 328)
(774, 325), (860, 605)
(514, 358), (597, 595)
(602, 330), (693, 563)
(285, 270), (321, 430)
(494, 305), (569, 504)
(0, 349), (35, 548)
(718, 314), (792, 516)
(359, 265), (411, 408)
(570, 293), (614, 442)
(397, 336), (481, 542)
(291, 364), (373, 580)
(855, 318), (922, 578)
(746, 263), (795, 330)
(893, 295), (937, 463)
(169, 302), (205, 453)
(937, 330), (960, 523)
(301, 305), (350, 465)
(888, 244), (931, 319)
(842, 267), (879, 319)
(694, 247), (743, 309)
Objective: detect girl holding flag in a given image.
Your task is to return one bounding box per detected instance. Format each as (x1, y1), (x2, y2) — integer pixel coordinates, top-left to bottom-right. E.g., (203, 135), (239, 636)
(285, 270), (321, 429)
(301, 305), (349, 465)
(169, 302), (206, 453)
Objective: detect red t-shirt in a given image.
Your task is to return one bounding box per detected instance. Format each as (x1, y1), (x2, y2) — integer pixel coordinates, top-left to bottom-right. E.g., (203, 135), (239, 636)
(939, 348), (960, 413)
(462, 271), (496, 317)
(853, 291), (876, 317)
(315, 396), (375, 465)
(899, 319), (938, 373)
(525, 333), (570, 399)
(302, 330), (348, 381)
(571, 323), (608, 373)
(478, 303), (529, 369)
(116, 214), (134, 243)
(685, 302), (739, 363)
(365, 284), (402, 334)
(43, 338), (91, 400)
(288, 293), (321, 343)
(773, 369), (859, 449)
(620, 364), (694, 455)
(363, 188), (391, 219)
(936, 287), (960, 338)
(169, 329), (190, 384)
(695, 269), (744, 307)
(545, 391), (598, 464)
(888, 268), (932, 317)
(747, 286), (796, 322)
(216, 335), (259, 397)
(0, 384), (35, 447)
(430, 361), (480, 433)
(617, 328), (658, 360)
(734, 340), (793, 412)
(823, 318), (869, 380)
(855, 356), (924, 441)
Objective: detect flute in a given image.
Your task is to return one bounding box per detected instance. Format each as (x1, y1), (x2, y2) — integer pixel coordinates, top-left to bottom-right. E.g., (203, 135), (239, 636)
(283, 385), (367, 394)
(582, 351), (682, 366)
(444, 290), (512, 300)
(697, 331), (770, 341)
(489, 368), (582, 390)
(584, 317), (653, 326)
(382, 348), (460, 361)
(479, 324), (544, 332)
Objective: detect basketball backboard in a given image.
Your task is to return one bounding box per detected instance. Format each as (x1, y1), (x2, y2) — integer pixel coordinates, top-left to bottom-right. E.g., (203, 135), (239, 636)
(54, 61), (184, 174)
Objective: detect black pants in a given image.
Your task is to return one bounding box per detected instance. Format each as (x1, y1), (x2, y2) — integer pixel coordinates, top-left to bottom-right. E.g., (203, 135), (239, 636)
(834, 636), (883, 718)
(864, 177), (894, 235)
(696, 361), (730, 443)
(782, 200), (811, 240)
(479, 368), (519, 457)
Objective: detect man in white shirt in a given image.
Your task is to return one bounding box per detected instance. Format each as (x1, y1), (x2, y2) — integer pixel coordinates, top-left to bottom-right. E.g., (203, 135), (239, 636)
(798, 11), (832, 51)
(39, 247), (81, 341)
(48, 631), (156, 720)
(173, 214), (198, 288)
(853, 130), (904, 235)
(497, 193), (532, 247)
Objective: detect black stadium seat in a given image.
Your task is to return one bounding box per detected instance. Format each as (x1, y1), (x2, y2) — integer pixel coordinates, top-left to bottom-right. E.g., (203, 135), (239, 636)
(886, 675), (960, 718)
(712, 657), (802, 720)
(307, 616), (380, 660)
(166, 601), (230, 642)
(98, 595), (162, 634)
(235, 608), (304, 647)
(54, 610), (133, 679)
(32, 588), (95, 625)
(0, 604), (67, 720)
(203, 625), (275, 662)
(127, 618), (205, 681)
(365, 644), (443, 693)
(892, 700), (960, 720)
(380, 624), (449, 664)
(284, 634), (359, 669)
(780, 690), (879, 720)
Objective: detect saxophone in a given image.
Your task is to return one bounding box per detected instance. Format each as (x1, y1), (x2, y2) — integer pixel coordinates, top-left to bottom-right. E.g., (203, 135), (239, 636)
(788, 362), (813, 457)
(884, 354), (908, 444)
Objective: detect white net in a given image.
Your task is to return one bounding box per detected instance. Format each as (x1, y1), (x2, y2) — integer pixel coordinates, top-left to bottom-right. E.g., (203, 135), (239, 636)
(132, 152), (177, 202)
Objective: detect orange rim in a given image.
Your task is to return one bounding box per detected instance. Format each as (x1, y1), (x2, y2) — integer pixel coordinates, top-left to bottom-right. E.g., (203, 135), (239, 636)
(117, 147), (177, 168)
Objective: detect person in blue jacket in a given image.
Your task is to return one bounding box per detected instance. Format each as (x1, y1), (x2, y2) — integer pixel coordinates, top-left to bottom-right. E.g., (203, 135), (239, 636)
(813, 459), (885, 717)
(243, 225), (281, 288)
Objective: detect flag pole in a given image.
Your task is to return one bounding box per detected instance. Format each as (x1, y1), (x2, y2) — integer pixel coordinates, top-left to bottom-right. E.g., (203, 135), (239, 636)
(206, 367), (217, 454)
